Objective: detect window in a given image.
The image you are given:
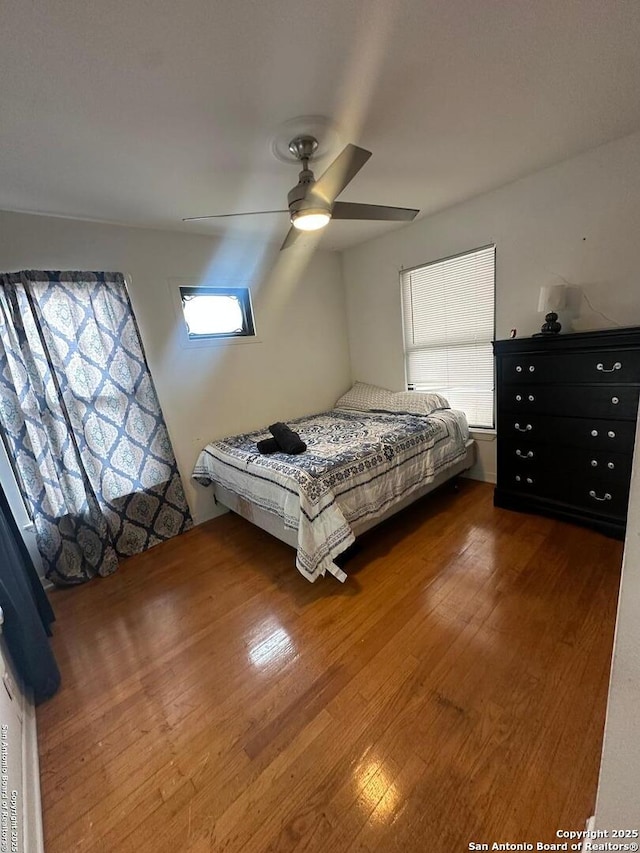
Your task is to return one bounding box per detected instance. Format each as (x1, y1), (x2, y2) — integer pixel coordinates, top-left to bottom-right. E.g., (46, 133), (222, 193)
(179, 287), (255, 339)
(400, 244), (495, 429)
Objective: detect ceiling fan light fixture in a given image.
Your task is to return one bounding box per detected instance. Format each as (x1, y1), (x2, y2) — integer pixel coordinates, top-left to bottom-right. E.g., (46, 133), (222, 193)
(290, 209), (331, 231)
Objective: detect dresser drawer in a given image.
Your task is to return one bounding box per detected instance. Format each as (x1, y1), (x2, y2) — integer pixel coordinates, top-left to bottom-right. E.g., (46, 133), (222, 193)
(499, 478), (630, 522)
(501, 384), (640, 420)
(503, 470), (559, 501)
(564, 448), (632, 484)
(501, 348), (640, 385)
(497, 413), (637, 452)
(498, 440), (544, 470)
(498, 442), (565, 502)
(568, 480), (630, 519)
(499, 439), (633, 485)
(499, 448), (631, 517)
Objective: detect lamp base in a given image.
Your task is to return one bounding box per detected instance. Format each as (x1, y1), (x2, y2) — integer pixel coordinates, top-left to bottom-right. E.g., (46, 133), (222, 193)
(535, 311), (562, 336)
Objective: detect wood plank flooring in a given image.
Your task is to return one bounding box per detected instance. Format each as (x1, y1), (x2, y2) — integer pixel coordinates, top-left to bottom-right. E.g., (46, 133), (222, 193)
(36, 481), (623, 852)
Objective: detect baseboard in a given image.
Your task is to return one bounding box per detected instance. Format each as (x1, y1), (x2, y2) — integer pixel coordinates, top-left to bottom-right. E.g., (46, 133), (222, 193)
(462, 470), (497, 485)
(22, 696), (45, 853)
(580, 816), (595, 851)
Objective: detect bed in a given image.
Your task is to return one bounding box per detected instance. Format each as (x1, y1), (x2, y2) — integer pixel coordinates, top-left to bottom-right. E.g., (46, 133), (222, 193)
(193, 385), (475, 583)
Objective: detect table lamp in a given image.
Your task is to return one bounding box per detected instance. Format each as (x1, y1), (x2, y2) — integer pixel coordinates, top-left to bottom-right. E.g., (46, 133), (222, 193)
(536, 284), (567, 335)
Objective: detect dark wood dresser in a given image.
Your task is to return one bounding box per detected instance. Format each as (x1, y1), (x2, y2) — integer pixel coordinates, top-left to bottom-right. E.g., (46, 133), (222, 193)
(493, 327), (640, 538)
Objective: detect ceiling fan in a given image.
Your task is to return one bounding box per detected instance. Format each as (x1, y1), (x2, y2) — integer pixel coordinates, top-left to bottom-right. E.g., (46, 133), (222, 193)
(183, 135), (419, 249)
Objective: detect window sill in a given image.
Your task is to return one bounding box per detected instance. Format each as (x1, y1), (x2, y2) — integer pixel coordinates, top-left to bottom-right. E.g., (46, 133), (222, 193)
(469, 428), (496, 441)
(179, 336), (263, 350)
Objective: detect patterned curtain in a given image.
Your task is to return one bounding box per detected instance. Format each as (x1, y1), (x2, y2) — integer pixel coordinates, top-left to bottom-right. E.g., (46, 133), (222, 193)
(0, 270), (192, 586)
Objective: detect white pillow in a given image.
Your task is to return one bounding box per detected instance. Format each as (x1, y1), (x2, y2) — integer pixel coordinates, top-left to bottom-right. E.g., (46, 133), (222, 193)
(334, 382), (391, 412)
(335, 382), (449, 416)
(383, 389), (451, 416)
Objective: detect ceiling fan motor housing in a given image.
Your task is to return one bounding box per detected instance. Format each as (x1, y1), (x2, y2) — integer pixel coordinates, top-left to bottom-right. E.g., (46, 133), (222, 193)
(287, 172), (327, 213)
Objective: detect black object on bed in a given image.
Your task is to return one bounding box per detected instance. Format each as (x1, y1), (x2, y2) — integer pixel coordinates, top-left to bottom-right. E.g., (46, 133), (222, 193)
(257, 437), (279, 454)
(268, 422), (307, 454)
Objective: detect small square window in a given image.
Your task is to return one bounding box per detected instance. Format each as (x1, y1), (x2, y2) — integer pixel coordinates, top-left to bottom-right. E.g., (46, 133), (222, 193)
(179, 287), (256, 339)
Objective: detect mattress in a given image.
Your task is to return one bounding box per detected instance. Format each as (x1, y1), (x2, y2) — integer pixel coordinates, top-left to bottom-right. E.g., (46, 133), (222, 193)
(193, 408), (469, 582)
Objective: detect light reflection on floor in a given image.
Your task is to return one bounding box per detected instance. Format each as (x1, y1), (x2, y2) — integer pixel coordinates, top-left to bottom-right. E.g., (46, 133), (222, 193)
(355, 756), (399, 819)
(247, 617), (297, 670)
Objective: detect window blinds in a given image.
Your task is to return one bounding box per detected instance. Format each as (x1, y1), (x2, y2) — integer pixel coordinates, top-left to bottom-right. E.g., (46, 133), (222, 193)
(401, 244), (495, 428)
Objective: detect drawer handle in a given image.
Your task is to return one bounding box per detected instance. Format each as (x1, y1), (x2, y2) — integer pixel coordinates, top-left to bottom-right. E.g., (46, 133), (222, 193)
(608, 430), (616, 438)
(526, 477), (534, 485)
(591, 459), (598, 467)
(516, 449), (534, 458)
(607, 462), (615, 470)
(591, 429), (599, 437)
(528, 394), (535, 402)
(515, 475), (521, 482)
(611, 397), (619, 405)
(515, 394), (522, 401)
(528, 365), (535, 372)
(596, 361), (622, 372)
(589, 490), (612, 501)
(514, 423), (532, 432)
(516, 365), (522, 372)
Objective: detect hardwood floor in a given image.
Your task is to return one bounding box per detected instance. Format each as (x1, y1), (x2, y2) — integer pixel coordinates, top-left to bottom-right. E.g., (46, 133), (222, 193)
(36, 481), (623, 852)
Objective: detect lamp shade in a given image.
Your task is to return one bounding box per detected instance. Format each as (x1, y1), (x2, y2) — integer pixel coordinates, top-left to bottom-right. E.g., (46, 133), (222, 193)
(538, 284), (567, 314)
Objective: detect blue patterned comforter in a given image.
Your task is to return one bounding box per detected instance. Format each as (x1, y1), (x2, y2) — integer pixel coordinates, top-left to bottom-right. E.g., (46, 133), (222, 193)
(193, 408), (469, 582)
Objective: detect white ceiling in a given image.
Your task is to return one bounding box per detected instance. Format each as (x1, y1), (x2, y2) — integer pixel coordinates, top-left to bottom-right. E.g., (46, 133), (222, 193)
(2, 0), (640, 251)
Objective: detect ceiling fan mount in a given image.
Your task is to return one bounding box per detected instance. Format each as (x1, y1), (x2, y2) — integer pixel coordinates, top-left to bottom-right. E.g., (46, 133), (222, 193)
(183, 134), (419, 249)
(287, 134), (319, 162)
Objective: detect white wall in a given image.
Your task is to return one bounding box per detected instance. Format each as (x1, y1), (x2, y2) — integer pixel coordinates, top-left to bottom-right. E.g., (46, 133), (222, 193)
(0, 211), (351, 525)
(342, 130), (640, 483)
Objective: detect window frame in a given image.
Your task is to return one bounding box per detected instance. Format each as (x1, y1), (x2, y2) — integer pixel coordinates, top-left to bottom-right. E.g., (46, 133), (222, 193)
(400, 243), (496, 430)
(178, 285), (256, 341)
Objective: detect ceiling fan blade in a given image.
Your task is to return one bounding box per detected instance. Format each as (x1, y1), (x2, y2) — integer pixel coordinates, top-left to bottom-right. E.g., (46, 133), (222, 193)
(312, 144), (372, 205)
(331, 201), (419, 222)
(280, 227), (302, 250)
(183, 210), (288, 222)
